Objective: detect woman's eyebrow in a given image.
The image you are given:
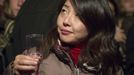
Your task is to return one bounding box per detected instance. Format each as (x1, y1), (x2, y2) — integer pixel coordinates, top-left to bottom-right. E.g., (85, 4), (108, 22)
(63, 3), (69, 8)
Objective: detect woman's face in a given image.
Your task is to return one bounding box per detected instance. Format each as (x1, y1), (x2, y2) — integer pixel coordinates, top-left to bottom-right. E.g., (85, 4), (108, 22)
(57, 0), (88, 45)
(9, 0), (25, 17)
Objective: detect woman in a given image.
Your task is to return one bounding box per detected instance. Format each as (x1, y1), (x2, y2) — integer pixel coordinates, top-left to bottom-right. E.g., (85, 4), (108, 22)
(5, 0), (124, 75)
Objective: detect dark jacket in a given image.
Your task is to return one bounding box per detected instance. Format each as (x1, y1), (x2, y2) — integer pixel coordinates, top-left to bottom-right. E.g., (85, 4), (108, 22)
(126, 25), (134, 75)
(0, 19), (15, 75)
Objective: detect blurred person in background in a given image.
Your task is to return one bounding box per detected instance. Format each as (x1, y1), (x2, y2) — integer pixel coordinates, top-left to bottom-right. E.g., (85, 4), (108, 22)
(115, 0), (134, 35)
(0, 0), (26, 48)
(108, 0), (126, 70)
(0, 0), (25, 74)
(119, 0), (134, 34)
(114, 0), (134, 44)
(113, 0), (134, 74)
(120, 0), (134, 75)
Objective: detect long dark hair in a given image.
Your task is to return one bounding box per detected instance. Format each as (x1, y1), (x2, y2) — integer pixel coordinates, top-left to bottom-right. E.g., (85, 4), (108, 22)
(71, 0), (122, 75)
(43, 0), (122, 75)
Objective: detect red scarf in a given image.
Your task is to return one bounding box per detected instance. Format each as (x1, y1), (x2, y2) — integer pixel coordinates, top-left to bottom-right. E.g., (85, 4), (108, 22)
(70, 44), (84, 65)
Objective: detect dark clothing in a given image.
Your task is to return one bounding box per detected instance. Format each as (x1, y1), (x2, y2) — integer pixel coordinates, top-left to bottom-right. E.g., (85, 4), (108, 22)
(4, 0), (64, 67)
(0, 20), (14, 75)
(0, 48), (5, 74)
(126, 25), (134, 75)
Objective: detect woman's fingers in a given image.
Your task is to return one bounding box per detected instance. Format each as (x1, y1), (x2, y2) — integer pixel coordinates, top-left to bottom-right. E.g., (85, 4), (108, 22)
(13, 55), (39, 71)
(15, 64), (36, 71)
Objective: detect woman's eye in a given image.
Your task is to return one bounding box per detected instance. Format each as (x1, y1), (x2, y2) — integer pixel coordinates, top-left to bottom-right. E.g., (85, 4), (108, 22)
(61, 8), (67, 13)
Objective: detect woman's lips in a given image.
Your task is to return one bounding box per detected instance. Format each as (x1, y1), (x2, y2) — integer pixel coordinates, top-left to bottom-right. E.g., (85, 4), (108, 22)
(60, 29), (72, 35)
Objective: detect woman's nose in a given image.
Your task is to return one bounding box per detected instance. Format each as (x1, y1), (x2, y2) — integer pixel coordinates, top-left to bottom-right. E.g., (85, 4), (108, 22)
(63, 15), (71, 26)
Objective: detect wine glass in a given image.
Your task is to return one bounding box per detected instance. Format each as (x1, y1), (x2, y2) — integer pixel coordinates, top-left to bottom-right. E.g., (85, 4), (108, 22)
(24, 33), (44, 75)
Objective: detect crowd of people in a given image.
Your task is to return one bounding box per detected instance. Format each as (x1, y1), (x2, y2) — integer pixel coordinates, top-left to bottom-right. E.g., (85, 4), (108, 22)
(0, 0), (134, 75)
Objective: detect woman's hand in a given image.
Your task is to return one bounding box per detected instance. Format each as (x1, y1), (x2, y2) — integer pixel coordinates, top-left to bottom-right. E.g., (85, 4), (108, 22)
(13, 54), (40, 72)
